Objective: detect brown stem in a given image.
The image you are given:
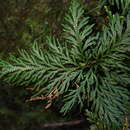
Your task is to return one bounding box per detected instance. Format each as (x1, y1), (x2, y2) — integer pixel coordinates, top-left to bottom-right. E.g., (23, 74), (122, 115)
(40, 119), (85, 128)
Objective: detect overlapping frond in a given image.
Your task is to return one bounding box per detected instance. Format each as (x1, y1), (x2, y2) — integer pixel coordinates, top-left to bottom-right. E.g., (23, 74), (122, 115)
(102, 0), (130, 14)
(86, 12), (130, 129)
(0, 1), (130, 129)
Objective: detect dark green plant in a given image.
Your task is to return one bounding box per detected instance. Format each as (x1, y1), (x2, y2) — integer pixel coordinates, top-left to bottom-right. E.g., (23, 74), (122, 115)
(0, 0), (130, 129)
(102, 0), (130, 15)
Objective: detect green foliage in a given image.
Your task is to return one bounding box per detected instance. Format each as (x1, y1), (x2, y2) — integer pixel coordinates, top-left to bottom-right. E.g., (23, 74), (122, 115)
(0, 0), (130, 129)
(102, 0), (130, 15)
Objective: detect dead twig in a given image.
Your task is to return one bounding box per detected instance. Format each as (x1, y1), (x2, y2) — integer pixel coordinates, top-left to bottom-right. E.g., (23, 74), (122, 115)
(40, 119), (85, 128)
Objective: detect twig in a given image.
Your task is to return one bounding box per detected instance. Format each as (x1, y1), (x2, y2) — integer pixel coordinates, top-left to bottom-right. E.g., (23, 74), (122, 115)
(40, 119), (85, 128)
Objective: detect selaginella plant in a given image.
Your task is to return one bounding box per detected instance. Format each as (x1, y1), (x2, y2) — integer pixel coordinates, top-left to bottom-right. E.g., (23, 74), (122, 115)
(0, 0), (130, 129)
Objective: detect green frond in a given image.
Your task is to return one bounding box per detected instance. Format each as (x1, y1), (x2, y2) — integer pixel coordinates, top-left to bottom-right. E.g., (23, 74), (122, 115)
(102, 0), (130, 15)
(63, 0), (95, 60)
(0, 0), (130, 129)
(60, 78), (87, 114)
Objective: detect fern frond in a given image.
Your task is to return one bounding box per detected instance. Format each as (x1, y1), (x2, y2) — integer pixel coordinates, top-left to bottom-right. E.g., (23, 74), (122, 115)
(0, 1), (130, 129)
(86, 13), (130, 129)
(63, 1), (95, 60)
(102, 0), (130, 15)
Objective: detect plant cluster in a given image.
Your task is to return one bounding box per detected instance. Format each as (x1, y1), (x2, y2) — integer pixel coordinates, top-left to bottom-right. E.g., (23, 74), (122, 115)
(0, 0), (130, 129)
